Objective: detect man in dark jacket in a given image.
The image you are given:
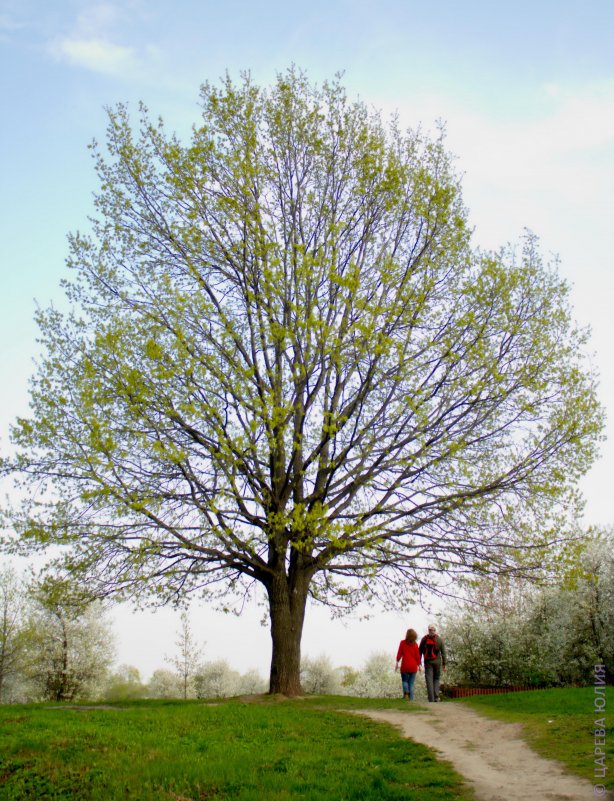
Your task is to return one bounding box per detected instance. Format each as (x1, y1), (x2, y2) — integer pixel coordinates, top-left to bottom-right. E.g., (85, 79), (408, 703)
(419, 624), (447, 702)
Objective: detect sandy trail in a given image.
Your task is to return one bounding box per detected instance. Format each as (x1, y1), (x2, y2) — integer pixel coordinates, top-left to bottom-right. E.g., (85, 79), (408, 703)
(356, 703), (600, 801)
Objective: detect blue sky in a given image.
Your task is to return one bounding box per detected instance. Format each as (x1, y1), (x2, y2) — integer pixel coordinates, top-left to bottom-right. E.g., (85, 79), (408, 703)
(1, 0), (613, 676)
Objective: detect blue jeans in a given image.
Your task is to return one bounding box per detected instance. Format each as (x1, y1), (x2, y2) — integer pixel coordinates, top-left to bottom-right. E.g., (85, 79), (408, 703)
(401, 671), (417, 700)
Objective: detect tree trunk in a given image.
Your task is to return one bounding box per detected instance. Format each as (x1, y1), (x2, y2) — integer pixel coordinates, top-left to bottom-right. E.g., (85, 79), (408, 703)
(266, 572), (309, 695)
(57, 615), (70, 702)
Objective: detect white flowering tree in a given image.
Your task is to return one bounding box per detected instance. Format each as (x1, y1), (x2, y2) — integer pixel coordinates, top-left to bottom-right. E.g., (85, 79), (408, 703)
(442, 530), (614, 686)
(23, 578), (115, 701)
(300, 654), (341, 695)
(194, 660), (242, 699)
(0, 567), (28, 703)
(147, 668), (183, 699)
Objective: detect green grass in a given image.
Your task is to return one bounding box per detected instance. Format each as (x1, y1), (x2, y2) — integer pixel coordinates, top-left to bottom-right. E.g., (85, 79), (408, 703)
(0, 696), (474, 801)
(456, 686), (614, 791)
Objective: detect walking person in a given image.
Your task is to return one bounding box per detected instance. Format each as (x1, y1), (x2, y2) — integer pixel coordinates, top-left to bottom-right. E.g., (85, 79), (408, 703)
(419, 624), (447, 702)
(395, 628), (422, 700)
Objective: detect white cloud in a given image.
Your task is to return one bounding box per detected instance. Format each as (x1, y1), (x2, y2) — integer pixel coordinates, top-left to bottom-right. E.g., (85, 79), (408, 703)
(48, 2), (160, 80)
(378, 82), (614, 254)
(50, 36), (138, 77)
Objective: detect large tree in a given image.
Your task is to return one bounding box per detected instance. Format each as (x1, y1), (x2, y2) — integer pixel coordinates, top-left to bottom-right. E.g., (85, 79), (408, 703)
(3, 70), (602, 694)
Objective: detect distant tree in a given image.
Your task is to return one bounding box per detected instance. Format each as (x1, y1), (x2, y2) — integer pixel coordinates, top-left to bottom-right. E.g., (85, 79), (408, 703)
(529, 532), (614, 684)
(339, 666), (359, 691)
(166, 611), (204, 699)
(103, 664), (146, 701)
(351, 652), (399, 698)
(574, 533), (614, 680)
(0, 567), (27, 703)
(441, 530), (614, 687)
(300, 654), (340, 695)
(194, 660), (241, 699)
(4, 69), (603, 695)
(441, 575), (541, 686)
(24, 577), (115, 701)
(148, 661), (265, 698)
(147, 668), (182, 699)
(442, 610), (536, 687)
(237, 668), (267, 695)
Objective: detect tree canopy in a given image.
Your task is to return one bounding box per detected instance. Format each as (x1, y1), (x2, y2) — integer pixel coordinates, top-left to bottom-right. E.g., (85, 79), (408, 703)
(3, 69), (603, 694)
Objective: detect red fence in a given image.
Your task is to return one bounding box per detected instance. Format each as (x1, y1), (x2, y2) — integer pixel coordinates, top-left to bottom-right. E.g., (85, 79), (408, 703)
(443, 685), (543, 698)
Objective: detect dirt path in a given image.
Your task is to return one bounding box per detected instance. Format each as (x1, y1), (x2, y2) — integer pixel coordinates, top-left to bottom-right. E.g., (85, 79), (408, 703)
(357, 704), (599, 801)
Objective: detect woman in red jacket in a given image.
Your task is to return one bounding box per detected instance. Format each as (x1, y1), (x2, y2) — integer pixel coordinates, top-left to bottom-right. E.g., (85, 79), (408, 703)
(395, 628), (422, 700)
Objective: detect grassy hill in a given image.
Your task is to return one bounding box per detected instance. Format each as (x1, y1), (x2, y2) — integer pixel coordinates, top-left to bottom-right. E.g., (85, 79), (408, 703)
(0, 695), (472, 801)
(1, 688), (611, 800)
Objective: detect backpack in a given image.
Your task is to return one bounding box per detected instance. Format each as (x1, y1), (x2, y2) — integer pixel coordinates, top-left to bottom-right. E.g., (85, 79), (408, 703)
(423, 635), (440, 660)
